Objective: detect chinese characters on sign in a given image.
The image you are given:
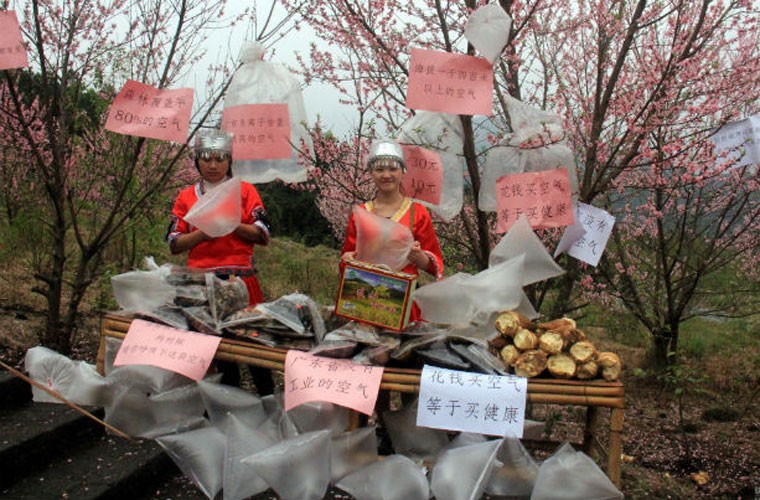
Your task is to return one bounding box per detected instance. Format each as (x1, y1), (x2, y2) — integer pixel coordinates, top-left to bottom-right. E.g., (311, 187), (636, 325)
(710, 115), (760, 169)
(221, 104), (292, 160)
(406, 48), (494, 116)
(113, 319), (222, 381)
(0, 11), (28, 70)
(105, 80), (193, 143)
(400, 145), (444, 205)
(284, 350), (384, 416)
(495, 167), (574, 233)
(555, 202), (615, 267)
(417, 365), (527, 437)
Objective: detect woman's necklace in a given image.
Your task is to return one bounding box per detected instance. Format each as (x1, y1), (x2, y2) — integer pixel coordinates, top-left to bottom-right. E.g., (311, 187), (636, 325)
(371, 194), (405, 218)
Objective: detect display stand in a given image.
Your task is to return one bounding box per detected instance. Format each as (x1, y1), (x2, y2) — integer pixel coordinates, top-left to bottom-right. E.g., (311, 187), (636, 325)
(97, 312), (624, 487)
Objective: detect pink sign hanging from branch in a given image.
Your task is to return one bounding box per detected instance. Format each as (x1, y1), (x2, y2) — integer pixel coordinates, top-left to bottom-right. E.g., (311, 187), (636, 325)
(406, 48), (494, 116)
(113, 319), (221, 381)
(0, 11), (28, 70)
(495, 167), (575, 233)
(105, 80), (193, 143)
(221, 104), (292, 160)
(401, 144), (444, 205)
(283, 350), (384, 416)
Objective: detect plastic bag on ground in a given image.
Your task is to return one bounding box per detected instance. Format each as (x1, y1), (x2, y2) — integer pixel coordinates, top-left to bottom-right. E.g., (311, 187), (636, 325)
(183, 177), (241, 238)
(198, 379), (267, 432)
(531, 442), (623, 500)
(484, 437), (539, 498)
(330, 426), (379, 482)
(241, 429), (332, 500)
(24, 346), (110, 406)
(225, 41), (311, 184)
(104, 385), (158, 438)
(383, 398), (450, 461)
(107, 364), (193, 394)
(336, 454), (430, 500)
(287, 400), (350, 435)
(156, 426), (226, 499)
(431, 438), (502, 500)
(397, 111), (465, 221)
(148, 382), (209, 438)
(354, 206), (414, 271)
(223, 414), (277, 500)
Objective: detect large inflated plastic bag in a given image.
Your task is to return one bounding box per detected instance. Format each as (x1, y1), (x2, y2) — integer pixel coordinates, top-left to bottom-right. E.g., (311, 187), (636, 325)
(198, 379), (267, 432)
(489, 216), (565, 285)
(110, 266), (175, 312)
(354, 206), (413, 271)
(156, 426), (226, 499)
(148, 383), (209, 438)
(225, 42), (310, 184)
(287, 400), (350, 435)
(241, 429), (332, 500)
(531, 442), (623, 500)
(398, 111), (465, 221)
(336, 454), (430, 500)
(464, 3), (512, 63)
(485, 437), (539, 498)
(431, 439), (502, 500)
(24, 346), (110, 406)
(104, 385), (157, 437)
(383, 398), (449, 461)
(479, 96), (578, 212)
(107, 364), (193, 394)
(412, 272), (475, 325)
(223, 414), (277, 500)
(103, 337), (122, 375)
(330, 426), (379, 482)
(183, 177), (241, 237)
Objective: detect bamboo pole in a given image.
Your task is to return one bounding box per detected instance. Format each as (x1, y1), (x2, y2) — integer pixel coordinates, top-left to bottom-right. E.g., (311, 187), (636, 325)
(0, 360), (133, 441)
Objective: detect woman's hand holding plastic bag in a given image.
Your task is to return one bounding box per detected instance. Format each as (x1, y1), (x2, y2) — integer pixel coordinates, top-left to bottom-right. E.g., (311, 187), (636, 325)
(353, 206), (413, 271)
(184, 178), (242, 238)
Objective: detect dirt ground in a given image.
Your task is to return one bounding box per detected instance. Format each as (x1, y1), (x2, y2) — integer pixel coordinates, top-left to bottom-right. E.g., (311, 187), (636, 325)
(1, 305), (759, 499)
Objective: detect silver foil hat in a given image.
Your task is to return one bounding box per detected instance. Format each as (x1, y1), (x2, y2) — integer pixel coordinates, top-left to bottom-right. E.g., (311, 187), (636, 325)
(368, 139), (405, 170)
(194, 129), (233, 153)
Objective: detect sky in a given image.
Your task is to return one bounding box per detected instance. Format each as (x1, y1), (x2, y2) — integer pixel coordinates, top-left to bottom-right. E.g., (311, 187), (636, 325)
(184, 2), (356, 137)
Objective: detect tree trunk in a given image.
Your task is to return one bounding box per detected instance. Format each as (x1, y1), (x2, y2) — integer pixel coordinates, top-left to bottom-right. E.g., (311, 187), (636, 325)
(651, 325), (679, 370)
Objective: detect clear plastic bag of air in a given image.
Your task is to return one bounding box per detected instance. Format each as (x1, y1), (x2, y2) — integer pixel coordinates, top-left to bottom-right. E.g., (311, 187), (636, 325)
(24, 346), (109, 406)
(531, 442), (623, 499)
(183, 177), (242, 237)
(336, 454), (430, 500)
(353, 206), (414, 271)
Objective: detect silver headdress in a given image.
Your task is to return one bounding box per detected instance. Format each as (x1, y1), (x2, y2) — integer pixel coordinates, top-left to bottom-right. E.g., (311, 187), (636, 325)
(367, 139), (405, 170)
(194, 129), (234, 153)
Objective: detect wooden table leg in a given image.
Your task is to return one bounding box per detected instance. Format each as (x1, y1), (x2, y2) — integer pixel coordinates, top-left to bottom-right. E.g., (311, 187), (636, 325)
(583, 406), (603, 460)
(607, 407), (624, 489)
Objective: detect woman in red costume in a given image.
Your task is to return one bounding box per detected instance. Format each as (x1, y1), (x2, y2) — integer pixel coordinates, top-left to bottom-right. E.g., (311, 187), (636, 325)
(167, 128), (273, 392)
(341, 139), (444, 322)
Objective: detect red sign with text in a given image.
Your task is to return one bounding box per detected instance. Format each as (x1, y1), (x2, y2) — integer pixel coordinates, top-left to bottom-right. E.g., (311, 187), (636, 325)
(113, 319), (221, 381)
(406, 48), (494, 116)
(401, 145), (444, 205)
(0, 11), (28, 70)
(284, 350), (384, 416)
(105, 80), (193, 143)
(495, 167), (574, 233)
(221, 104), (291, 160)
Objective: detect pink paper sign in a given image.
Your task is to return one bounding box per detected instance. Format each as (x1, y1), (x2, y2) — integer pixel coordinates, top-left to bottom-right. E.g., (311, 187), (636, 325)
(221, 104), (292, 160)
(406, 48), (494, 116)
(495, 167), (574, 233)
(401, 145), (444, 205)
(105, 80), (193, 143)
(284, 350), (384, 416)
(113, 319), (222, 381)
(0, 11), (28, 70)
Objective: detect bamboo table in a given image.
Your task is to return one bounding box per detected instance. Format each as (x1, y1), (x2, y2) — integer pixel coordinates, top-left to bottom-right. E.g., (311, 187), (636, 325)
(97, 312), (624, 487)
